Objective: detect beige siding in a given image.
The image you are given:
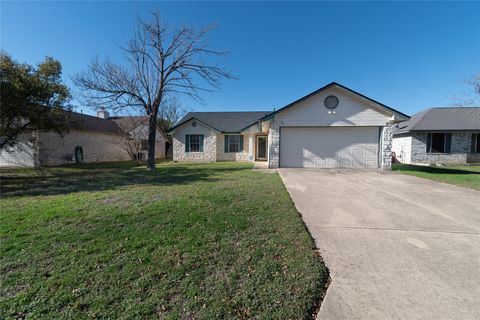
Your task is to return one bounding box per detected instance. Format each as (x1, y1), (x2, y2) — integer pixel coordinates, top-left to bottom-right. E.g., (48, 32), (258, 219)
(216, 133), (254, 161)
(274, 87), (391, 127)
(172, 120), (217, 162)
(38, 130), (165, 166)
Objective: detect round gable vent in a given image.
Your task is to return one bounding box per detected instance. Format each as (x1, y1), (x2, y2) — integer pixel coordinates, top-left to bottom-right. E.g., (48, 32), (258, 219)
(192, 121), (197, 127)
(324, 95), (339, 109)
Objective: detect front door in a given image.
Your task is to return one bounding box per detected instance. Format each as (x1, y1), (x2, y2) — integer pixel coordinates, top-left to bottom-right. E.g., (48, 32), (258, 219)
(256, 136), (267, 161)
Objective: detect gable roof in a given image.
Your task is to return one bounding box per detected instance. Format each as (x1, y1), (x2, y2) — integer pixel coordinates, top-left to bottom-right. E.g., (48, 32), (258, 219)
(393, 107), (480, 134)
(170, 111), (271, 133)
(259, 82), (410, 121)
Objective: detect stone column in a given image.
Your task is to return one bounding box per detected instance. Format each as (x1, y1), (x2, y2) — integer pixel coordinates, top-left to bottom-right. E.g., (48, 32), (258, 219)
(267, 122), (280, 168)
(381, 123), (395, 170)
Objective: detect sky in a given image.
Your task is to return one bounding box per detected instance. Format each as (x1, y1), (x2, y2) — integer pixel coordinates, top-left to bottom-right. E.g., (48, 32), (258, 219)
(1, 1), (479, 117)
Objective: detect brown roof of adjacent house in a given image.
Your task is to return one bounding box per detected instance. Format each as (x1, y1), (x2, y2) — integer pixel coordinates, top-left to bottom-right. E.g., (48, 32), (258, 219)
(66, 111), (167, 138)
(109, 116), (148, 132)
(67, 111), (124, 134)
(393, 107), (480, 135)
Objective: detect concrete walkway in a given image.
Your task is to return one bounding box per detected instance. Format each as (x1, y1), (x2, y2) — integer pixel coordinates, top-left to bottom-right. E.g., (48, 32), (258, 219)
(279, 169), (480, 320)
(252, 161), (276, 173)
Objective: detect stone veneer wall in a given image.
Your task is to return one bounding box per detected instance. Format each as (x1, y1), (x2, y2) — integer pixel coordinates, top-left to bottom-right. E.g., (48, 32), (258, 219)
(172, 120), (217, 162)
(380, 124), (395, 170)
(267, 123), (280, 168)
(216, 134), (254, 162)
(410, 131), (480, 164)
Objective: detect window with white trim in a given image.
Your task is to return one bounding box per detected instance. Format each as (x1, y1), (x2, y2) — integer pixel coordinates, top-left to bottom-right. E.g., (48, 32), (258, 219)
(426, 133), (451, 153)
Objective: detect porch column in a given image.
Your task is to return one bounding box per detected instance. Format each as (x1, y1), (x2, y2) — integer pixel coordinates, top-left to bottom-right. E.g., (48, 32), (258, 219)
(380, 123), (395, 170)
(268, 122), (280, 168)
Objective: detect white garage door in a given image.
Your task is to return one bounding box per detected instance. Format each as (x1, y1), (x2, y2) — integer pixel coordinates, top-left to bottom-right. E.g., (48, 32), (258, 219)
(280, 127), (379, 168)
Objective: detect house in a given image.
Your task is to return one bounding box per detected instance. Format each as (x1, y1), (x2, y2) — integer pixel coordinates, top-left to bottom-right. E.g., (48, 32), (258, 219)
(0, 109), (167, 167)
(170, 82), (410, 169)
(392, 107), (480, 165)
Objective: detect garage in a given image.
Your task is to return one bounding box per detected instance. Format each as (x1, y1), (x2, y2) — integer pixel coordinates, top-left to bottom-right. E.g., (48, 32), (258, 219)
(280, 127), (380, 168)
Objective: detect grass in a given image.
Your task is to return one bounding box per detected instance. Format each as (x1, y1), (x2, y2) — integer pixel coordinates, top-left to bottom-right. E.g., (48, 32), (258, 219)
(0, 161), (328, 319)
(392, 163), (480, 190)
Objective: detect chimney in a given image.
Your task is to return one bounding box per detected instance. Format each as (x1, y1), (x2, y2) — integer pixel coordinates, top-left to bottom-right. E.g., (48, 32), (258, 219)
(97, 108), (109, 119)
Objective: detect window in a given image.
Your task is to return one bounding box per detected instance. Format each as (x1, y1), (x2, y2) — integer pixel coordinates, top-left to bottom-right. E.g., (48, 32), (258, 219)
(426, 133), (451, 153)
(472, 133), (480, 153)
(141, 139), (148, 150)
(224, 135), (244, 153)
(185, 134), (204, 152)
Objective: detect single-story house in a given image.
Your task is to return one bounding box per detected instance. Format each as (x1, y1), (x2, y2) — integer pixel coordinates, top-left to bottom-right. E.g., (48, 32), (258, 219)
(392, 107), (480, 164)
(170, 82), (410, 169)
(0, 109), (167, 167)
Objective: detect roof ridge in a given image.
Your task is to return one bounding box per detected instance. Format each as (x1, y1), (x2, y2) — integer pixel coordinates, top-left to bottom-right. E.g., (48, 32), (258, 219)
(67, 110), (109, 121)
(429, 106), (480, 110)
(188, 111), (271, 113)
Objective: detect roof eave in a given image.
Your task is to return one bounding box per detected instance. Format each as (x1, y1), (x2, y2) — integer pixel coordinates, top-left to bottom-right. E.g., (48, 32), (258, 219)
(259, 82), (410, 121)
(168, 117), (222, 133)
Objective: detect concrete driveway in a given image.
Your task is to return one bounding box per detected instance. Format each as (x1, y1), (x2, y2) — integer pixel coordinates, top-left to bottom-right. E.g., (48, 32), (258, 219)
(279, 169), (480, 320)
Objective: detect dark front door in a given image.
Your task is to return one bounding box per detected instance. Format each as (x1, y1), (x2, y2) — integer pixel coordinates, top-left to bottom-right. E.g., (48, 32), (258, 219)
(75, 146), (83, 163)
(256, 136), (267, 161)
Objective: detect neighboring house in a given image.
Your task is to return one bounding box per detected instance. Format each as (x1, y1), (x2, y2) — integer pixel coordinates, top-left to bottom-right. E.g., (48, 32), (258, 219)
(0, 110), (167, 167)
(392, 107), (480, 165)
(170, 82), (410, 169)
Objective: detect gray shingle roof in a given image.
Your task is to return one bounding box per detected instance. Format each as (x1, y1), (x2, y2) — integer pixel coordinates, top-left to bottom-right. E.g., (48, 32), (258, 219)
(174, 111), (271, 133)
(393, 107), (480, 135)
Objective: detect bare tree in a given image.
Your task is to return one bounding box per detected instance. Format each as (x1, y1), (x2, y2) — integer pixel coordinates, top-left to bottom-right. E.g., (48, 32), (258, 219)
(451, 73), (480, 107)
(111, 117), (148, 165)
(157, 96), (188, 156)
(73, 12), (234, 169)
(158, 96), (188, 134)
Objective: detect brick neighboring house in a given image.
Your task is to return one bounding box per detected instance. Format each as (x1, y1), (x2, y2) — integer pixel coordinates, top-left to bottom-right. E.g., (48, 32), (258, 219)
(0, 110), (167, 167)
(392, 107), (480, 165)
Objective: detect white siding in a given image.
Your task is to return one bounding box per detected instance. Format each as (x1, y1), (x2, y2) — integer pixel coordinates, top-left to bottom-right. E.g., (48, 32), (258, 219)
(0, 133), (36, 167)
(392, 135), (412, 164)
(280, 127), (379, 168)
(274, 87), (391, 127)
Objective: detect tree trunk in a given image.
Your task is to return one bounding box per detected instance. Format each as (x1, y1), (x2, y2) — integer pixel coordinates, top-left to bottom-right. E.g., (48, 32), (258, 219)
(147, 114), (157, 170)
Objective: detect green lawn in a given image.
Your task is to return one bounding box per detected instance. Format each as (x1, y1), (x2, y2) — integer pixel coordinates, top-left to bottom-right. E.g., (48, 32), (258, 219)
(0, 162), (328, 319)
(392, 164), (480, 190)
